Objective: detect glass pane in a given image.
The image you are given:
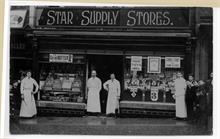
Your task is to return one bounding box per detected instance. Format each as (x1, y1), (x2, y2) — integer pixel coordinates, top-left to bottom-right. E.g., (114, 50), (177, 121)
(39, 55), (85, 103)
(123, 56), (184, 103)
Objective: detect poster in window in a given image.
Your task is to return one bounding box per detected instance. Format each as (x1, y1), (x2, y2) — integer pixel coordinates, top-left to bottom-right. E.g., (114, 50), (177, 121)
(131, 56), (142, 71)
(49, 54), (73, 63)
(147, 57), (161, 73)
(165, 57), (181, 68)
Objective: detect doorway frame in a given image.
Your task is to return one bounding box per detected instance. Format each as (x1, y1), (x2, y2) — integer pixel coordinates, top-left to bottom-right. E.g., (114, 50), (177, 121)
(85, 53), (125, 100)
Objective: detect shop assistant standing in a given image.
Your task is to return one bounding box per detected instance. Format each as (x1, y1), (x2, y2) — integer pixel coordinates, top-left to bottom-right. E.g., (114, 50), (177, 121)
(103, 73), (121, 115)
(185, 74), (198, 120)
(20, 71), (39, 118)
(174, 72), (187, 119)
(86, 70), (102, 114)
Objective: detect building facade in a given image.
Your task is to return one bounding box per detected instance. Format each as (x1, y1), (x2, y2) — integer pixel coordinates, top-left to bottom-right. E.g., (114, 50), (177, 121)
(10, 6), (213, 116)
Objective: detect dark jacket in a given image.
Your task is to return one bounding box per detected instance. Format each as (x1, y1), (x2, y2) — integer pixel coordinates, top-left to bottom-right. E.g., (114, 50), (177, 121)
(196, 85), (207, 112)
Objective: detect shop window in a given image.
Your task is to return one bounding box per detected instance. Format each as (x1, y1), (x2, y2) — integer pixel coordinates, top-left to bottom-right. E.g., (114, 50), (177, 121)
(122, 56), (184, 103)
(38, 54), (85, 103)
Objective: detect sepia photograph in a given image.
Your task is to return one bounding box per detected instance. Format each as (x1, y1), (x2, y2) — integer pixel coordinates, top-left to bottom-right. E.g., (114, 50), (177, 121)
(8, 4), (213, 135)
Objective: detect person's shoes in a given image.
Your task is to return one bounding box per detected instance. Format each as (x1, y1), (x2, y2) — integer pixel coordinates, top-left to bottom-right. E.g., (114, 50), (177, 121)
(175, 117), (187, 121)
(106, 113), (115, 117)
(32, 115), (37, 118)
(175, 117), (180, 120)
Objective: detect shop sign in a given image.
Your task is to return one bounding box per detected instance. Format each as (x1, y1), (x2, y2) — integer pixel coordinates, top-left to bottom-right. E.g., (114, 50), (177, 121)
(147, 57), (161, 73)
(49, 54), (73, 63)
(131, 56), (142, 71)
(10, 10), (27, 28)
(36, 7), (190, 28)
(165, 57), (181, 68)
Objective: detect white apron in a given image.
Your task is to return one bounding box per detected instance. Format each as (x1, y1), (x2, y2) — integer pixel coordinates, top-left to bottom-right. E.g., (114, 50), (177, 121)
(20, 77), (39, 117)
(103, 79), (121, 114)
(87, 77), (102, 113)
(174, 77), (187, 118)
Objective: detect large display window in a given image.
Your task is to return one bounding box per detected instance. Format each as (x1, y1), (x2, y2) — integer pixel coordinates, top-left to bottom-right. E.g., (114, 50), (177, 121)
(122, 56), (184, 103)
(38, 54), (85, 103)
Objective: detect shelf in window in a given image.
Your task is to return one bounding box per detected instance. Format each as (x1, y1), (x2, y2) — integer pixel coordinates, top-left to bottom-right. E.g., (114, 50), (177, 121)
(39, 61), (85, 64)
(40, 89), (81, 94)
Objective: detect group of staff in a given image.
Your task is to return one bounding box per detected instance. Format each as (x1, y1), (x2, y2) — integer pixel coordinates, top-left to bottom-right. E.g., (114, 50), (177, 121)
(11, 69), (212, 129)
(86, 70), (121, 116)
(173, 72), (213, 130)
(13, 70), (121, 118)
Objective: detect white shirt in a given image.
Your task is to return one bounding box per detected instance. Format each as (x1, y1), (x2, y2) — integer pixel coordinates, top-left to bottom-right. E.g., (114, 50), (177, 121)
(87, 77), (102, 91)
(174, 77), (186, 96)
(103, 79), (121, 97)
(20, 77), (39, 94)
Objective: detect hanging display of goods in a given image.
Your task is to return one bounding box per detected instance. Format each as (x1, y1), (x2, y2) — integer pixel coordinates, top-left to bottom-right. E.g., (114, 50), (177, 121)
(62, 79), (72, 90)
(72, 87), (81, 92)
(77, 96), (83, 103)
(52, 79), (62, 90)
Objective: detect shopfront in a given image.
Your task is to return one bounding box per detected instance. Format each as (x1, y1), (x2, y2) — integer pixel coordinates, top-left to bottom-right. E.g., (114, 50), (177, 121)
(31, 6), (196, 116)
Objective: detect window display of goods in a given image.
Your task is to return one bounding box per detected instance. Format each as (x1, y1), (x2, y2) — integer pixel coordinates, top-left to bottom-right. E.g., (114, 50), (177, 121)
(40, 91), (82, 103)
(69, 97), (78, 102)
(39, 81), (45, 90)
(71, 79), (82, 92)
(60, 97), (70, 102)
(71, 87), (81, 92)
(72, 79), (81, 88)
(77, 96), (83, 103)
(46, 94), (70, 102)
(43, 76), (54, 90)
(52, 79), (62, 90)
(51, 91), (69, 96)
(41, 95), (49, 100)
(62, 79), (72, 90)
(124, 74), (176, 98)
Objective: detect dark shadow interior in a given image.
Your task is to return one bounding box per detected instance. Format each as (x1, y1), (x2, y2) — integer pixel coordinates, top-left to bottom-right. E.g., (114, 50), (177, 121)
(88, 55), (123, 113)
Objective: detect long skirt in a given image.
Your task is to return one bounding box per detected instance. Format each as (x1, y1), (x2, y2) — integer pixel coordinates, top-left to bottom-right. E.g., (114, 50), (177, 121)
(176, 95), (187, 118)
(87, 89), (101, 113)
(19, 90), (37, 117)
(106, 91), (118, 114)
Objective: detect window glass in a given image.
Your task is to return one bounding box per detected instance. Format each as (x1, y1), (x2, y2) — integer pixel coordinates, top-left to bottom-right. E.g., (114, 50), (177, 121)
(39, 54), (85, 103)
(123, 56), (184, 102)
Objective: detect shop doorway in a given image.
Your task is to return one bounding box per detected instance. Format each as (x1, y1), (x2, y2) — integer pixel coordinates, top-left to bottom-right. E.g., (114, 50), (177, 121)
(88, 55), (123, 114)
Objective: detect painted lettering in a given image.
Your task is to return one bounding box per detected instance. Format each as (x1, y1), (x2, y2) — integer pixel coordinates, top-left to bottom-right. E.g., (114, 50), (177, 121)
(81, 10), (90, 25)
(81, 10), (119, 26)
(47, 10), (55, 25)
(127, 11), (136, 26)
(163, 12), (171, 25)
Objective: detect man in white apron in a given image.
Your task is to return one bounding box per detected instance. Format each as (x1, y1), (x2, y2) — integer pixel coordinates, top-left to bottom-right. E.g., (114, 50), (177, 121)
(20, 71), (39, 118)
(174, 72), (187, 119)
(103, 74), (121, 116)
(86, 70), (102, 115)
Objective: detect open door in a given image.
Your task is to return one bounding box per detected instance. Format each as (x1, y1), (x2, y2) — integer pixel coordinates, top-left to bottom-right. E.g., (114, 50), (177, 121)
(88, 55), (123, 114)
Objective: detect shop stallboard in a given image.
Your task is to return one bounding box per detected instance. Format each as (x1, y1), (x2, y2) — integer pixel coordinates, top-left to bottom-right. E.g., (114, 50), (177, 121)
(36, 7), (190, 28)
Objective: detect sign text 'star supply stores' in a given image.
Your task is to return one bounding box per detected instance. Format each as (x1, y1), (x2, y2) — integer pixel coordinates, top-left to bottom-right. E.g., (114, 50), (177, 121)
(37, 7), (190, 28)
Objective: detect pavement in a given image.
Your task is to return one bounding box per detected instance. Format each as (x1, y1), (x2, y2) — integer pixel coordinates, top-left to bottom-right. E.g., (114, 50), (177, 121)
(10, 116), (212, 135)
